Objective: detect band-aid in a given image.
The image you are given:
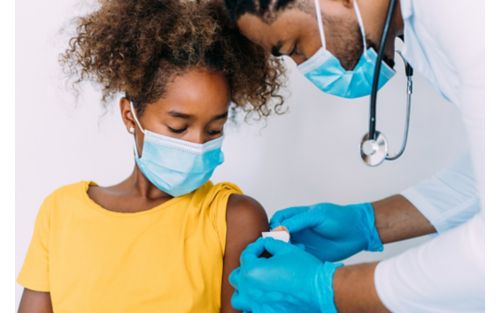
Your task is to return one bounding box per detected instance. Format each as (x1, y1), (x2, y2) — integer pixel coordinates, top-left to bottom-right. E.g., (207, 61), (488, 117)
(262, 226), (290, 243)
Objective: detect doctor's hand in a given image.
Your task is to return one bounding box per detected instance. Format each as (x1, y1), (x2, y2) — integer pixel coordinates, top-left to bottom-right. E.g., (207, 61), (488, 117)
(229, 237), (342, 313)
(270, 203), (383, 262)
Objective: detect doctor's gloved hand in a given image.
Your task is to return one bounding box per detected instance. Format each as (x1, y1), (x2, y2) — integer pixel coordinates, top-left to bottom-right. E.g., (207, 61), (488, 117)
(229, 237), (342, 313)
(270, 202), (383, 262)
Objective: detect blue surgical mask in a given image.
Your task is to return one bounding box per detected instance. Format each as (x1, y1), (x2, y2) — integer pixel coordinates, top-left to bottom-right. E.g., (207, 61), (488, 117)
(298, 0), (395, 98)
(129, 102), (224, 197)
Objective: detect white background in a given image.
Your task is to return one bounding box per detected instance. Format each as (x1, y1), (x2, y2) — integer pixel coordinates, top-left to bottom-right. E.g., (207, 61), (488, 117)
(15, 0), (469, 309)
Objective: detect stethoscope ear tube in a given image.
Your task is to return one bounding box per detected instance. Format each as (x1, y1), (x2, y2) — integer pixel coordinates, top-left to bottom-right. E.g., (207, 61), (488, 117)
(368, 0), (398, 140)
(361, 0), (414, 166)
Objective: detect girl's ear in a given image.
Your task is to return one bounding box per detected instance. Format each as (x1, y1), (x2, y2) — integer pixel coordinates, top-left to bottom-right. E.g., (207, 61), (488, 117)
(119, 97), (137, 134)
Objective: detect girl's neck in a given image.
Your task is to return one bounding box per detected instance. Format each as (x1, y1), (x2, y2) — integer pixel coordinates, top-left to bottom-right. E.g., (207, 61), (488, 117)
(123, 166), (173, 201)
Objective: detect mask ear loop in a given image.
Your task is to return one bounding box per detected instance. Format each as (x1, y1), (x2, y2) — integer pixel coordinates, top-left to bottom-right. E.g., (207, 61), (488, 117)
(313, 0), (327, 49)
(129, 100), (145, 134)
(352, 0), (368, 54)
(129, 100), (146, 159)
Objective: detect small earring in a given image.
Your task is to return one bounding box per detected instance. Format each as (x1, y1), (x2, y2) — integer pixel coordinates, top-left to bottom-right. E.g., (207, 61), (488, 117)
(128, 127), (135, 134)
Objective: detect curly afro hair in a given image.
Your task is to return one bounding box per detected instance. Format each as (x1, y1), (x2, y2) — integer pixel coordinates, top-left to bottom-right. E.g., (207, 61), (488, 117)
(60, 0), (286, 117)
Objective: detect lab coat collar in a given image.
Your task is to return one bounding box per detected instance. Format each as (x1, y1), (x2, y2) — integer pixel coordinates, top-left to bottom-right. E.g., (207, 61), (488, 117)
(399, 0), (414, 64)
(399, 0), (414, 20)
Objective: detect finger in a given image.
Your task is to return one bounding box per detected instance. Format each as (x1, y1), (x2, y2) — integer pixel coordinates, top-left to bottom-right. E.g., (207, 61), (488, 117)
(294, 243), (306, 250)
(229, 267), (241, 288)
(260, 237), (292, 255)
(252, 307), (267, 313)
(240, 237), (267, 263)
(280, 211), (322, 233)
(270, 206), (308, 229)
(231, 290), (252, 311)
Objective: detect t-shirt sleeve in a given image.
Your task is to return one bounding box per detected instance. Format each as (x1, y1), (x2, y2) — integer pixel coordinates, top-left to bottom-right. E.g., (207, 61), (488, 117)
(17, 194), (54, 292)
(204, 182), (243, 255)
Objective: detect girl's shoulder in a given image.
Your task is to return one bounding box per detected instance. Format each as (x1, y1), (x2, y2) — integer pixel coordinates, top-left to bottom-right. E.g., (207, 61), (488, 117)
(192, 181), (268, 253)
(195, 181), (266, 224)
(192, 181), (242, 215)
(50, 180), (91, 195)
(43, 181), (91, 203)
(38, 181), (93, 215)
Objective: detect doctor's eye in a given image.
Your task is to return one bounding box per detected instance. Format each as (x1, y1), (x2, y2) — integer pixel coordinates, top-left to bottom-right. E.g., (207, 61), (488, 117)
(167, 126), (187, 134)
(288, 42), (301, 57)
(289, 43), (297, 57)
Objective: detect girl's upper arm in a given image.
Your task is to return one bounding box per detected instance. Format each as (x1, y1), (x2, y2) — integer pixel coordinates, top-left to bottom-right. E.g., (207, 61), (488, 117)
(18, 288), (53, 313)
(221, 194), (269, 313)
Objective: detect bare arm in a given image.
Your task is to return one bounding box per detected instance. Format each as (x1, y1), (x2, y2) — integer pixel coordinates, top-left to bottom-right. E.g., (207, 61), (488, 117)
(221, 194), (269, 313)
(18, 289), (53, 313)
(373, 195), (436, 244)
(333, 262), (388, 313)
(332, 196), (440, 312)
(324, 196), (437, 312)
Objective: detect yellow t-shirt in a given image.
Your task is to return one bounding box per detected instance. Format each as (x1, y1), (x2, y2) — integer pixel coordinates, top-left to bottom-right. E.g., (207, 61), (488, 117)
(17, 181), (242, 313)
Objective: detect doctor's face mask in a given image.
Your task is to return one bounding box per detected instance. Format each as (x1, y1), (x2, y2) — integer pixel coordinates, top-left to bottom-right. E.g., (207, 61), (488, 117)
(233, 0), (395, 99)
(298, 0), (395, 98)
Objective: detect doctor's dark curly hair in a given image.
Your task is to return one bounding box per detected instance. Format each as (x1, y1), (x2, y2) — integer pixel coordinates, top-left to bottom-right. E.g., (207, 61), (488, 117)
(60, 0), (285, 117)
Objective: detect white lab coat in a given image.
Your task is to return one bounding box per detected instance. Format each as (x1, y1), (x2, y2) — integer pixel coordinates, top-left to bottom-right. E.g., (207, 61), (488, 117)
(374, 0), (485, 312)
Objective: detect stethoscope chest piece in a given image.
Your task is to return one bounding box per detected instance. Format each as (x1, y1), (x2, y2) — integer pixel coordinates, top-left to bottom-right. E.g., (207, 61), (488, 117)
(360, 131), (388, 167)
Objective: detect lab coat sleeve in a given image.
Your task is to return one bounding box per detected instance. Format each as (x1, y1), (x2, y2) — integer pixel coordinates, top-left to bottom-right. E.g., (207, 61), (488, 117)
(375, 1), (485, 312)
(374, 212), (485, 313)
(436, 0), (485, 212)
(401, 0), (484, 233)
(401, 153), (480, 233)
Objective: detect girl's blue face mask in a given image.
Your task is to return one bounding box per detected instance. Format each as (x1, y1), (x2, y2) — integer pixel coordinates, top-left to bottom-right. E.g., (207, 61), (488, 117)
(130, 102), (224, 197)
(298, 0), (395, 98)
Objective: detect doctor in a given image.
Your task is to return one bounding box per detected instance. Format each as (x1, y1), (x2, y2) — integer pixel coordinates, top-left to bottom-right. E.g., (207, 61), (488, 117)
(226, 0), (484, 312)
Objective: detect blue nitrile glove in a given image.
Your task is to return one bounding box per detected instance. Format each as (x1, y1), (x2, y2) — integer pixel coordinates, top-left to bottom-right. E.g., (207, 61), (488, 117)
(270, 202), (383, 262)
(229, 237), (343, 313)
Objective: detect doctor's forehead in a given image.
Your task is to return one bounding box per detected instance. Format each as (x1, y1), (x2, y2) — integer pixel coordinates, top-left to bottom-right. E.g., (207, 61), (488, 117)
(236, 10), (317, 52)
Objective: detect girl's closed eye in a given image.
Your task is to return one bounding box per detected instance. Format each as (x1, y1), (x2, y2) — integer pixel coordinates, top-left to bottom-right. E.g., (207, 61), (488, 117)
(167, 125), (188, 134)
(207, 128), (223, 136)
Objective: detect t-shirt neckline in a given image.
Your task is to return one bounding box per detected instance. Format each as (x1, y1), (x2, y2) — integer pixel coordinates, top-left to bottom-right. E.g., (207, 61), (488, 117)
(81, 181), (191, 217)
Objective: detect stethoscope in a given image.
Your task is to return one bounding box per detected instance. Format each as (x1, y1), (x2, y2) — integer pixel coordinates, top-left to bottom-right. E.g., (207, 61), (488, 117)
(359, 0), (414, 167)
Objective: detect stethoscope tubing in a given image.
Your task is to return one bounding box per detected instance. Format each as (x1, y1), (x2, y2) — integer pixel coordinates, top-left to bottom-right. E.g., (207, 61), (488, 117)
(369, 0), (398, 140)
(361, 0), (415, 166)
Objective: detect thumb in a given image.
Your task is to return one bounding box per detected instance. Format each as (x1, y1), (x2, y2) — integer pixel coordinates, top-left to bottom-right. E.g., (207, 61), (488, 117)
(270, 206), (308, 229)
(229, 267), (242, 288)
(280, 211), (321, 233)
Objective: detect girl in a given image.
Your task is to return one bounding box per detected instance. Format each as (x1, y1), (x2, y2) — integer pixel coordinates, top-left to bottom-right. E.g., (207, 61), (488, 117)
(17, 0), (284, 312)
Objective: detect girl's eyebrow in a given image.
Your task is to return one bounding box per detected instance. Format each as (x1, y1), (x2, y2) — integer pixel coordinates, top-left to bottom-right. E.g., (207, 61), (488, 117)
(167, 111), (228, 120)
(213, 112), (228, 121)
(168, 111), (192, 119)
